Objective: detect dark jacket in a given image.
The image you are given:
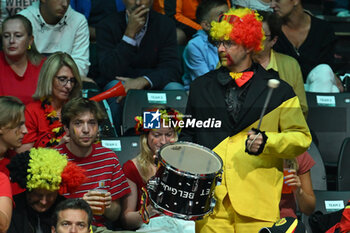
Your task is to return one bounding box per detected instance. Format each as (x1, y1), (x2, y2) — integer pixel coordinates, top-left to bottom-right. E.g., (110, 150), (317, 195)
(8, 192), (66, 233)
(95, 10), (181, 89)
(180, 64), (307, 150)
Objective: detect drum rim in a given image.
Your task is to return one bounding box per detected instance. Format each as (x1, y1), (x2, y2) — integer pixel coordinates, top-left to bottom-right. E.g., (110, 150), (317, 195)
(157, 141), (223, 178)
(148, 196), (213, 221)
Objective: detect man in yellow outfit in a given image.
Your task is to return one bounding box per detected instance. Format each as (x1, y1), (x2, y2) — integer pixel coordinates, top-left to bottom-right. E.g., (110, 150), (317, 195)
(180, 8), (311, 233)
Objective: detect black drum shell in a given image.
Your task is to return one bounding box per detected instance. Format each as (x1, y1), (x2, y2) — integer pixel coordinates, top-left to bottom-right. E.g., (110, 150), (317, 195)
(147, 142), (223, 220)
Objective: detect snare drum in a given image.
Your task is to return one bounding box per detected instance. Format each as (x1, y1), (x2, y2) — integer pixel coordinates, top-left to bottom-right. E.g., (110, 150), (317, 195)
(147, 142), (223, 220)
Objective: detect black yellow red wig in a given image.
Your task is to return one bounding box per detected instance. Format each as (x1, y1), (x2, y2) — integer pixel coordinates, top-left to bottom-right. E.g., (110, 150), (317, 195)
(7, 148), (86, 194)
(210, 8), (265, 52)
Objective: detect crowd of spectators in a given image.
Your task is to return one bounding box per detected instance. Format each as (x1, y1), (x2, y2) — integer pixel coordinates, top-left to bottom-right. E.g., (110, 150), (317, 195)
(0, 0), (349, 232)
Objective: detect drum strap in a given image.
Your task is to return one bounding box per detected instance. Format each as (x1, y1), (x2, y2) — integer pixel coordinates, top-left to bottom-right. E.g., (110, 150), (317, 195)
(140, 187), (150, 224)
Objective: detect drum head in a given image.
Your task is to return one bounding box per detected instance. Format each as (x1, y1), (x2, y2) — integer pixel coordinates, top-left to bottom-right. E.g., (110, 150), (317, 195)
(159, 142), (222, 175)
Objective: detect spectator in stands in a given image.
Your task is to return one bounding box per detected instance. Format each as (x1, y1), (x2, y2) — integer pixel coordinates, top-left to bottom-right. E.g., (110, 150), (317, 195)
(70, 0), (126, 81)
(51, 198), (92, 233)
(0, 15), (45, 105)
(234, 0), (272, 11)
(6, 147), (86, 233)
(0, 0), (37, 29)
(56, 97), (130, 232)
(253, 11), (308, 117)
(182, 0), (229, 90)
(121, 107), (180, 229)
(271, 0), (342, 93)
(153, 0), (201, 45)
(0, 96), (27, 195)
(280, 154), (316, 218)
(180, 8), (311, 232)
(0, 172), (12, 233)
(153, 0), (231, 45)
(96, 0), (183, 134)
(18, 0), (90, 77)
(70, 0), (125, 42)
(18, 52), (82, 152)
(325, 201), (350, 232)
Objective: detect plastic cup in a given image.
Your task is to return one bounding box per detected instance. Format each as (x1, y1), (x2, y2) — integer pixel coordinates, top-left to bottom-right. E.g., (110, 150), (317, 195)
(282, 169), (296, 194)
(91, 189), (107, 215)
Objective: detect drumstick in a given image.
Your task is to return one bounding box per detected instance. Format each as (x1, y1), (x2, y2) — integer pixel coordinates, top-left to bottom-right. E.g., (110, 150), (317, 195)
(206, 159), (212, 173)
(256, 79), (280, 130)
(178, 147), (185, 167)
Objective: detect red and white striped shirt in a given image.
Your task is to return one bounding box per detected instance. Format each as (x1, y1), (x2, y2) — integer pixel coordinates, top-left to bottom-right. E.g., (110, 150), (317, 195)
(55, 143), (130, 226)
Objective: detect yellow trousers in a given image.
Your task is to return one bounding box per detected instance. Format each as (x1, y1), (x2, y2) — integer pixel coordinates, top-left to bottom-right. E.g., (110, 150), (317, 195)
(196, 195), (275, 233)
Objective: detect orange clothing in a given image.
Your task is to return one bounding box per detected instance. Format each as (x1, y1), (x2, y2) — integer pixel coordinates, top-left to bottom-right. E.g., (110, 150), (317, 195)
(153, 0), (231, 33)
(153, 0), (201, 30)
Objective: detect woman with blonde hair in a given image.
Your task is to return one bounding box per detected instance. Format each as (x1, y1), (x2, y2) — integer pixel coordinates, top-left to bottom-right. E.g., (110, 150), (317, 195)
(0, 96), (27, 195)
(121, 107), (182, 230)
(18, 52), (82, 152)
(0, 15), (45, 104)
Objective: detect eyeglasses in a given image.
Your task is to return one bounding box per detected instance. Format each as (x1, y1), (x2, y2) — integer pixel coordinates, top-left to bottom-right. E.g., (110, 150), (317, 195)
(213, 40), (234, 49)
(55, 76), (77, 86)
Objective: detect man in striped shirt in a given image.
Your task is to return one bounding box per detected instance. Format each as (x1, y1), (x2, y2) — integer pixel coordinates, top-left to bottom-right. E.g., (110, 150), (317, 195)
(56, 97), (130, 232)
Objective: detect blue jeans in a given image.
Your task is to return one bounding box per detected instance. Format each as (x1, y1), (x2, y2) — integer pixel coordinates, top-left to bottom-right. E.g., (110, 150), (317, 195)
(104, 80), (185, 135)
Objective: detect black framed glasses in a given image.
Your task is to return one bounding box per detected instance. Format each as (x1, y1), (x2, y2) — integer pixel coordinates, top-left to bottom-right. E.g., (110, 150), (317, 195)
(55, 76), (77, 86)
(213, 40), (234, 49)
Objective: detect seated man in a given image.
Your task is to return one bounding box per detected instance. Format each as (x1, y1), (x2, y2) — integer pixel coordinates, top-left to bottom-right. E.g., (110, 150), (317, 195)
(7, 148), (86, 233)
(51, 198), (92, 233)
(182, 0), (229, 90)
(96, 0), (183, 133)
(56, 97), (130, 232)
(18, 0), (90, 77)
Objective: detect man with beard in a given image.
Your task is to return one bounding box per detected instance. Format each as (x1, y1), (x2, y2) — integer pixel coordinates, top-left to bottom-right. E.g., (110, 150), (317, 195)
(55, 97), (130, 232)
(180, 8), (311, 233)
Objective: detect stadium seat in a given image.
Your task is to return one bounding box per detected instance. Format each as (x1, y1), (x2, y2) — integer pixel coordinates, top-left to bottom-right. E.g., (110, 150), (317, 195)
(302, 190), (350, 233)
(306, 92), (350, 167)
(308, 142), (327, 191)
(122, 89), (188, 135)
(101, 136), (140, 165)
(337, 137), (350, 191)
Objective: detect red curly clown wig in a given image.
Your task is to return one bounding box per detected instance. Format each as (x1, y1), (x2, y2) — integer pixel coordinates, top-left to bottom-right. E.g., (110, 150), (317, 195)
(210, 8), (265, 52)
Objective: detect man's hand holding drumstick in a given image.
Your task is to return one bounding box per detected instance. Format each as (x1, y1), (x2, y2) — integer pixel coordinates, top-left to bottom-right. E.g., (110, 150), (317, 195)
(245, 79), (280, 155)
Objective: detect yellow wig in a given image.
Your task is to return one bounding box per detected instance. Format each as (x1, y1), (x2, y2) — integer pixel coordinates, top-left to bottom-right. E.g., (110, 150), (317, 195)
(26, 148), (68, 191)
(210, 8), (265, 52)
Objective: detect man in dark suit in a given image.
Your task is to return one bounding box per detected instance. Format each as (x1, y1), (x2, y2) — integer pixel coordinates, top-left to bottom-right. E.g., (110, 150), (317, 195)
(96, 0), (183, 133)
(180, 8), (311, 233)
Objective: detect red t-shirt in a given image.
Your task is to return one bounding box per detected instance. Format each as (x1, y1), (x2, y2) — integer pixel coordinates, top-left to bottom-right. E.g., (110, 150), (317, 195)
(22, 100), (65, 148)
(0, 157), (25, 195)
(279, 151), (316, 218)
(0, 52), (44, 105)
(56, 143), (130, 226)
(0, 172), (12, 199)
